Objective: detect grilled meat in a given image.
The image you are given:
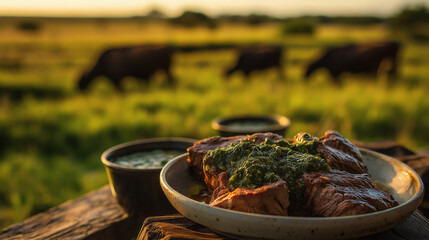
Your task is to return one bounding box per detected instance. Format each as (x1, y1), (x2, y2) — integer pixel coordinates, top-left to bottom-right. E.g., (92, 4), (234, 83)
(210, 180), (290, 216)
(303, 170), (398, 217)
(293, 131), (367, 174)
(319, 130), (363, 162)
(317, 144), (368, 174)
(187, 133), (283, 181)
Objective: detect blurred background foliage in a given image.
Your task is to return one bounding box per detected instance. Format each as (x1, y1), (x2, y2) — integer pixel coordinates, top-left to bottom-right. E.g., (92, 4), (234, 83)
(1, 4), (429, 228)
(390, 4), (429, 41)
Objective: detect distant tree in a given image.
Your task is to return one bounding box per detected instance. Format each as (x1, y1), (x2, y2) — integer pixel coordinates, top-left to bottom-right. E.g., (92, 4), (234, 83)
(16, 21), (41, 33)
(244, 14), (274, 25)
(215, 13), (280, 25)
(171, 10), (218, 29)
(390, 5), (429, 41)
(391, 4), (429, 28)
(217, 14), (244, 23)
(146, 8), (167, 19)
(281, 19), (316, 35)
(316, 16), (385, 25)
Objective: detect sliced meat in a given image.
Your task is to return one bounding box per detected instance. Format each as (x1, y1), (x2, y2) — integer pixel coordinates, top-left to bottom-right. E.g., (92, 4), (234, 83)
(187, 135), (246, 181)
(292, 130), (367, 173)
(210, 172), (230, 202)
(303, 170), (398, 217)
(210, 180), (290, 216)
(205, 168), (230, 193)
(317, 144), (368, 174)
(187, 133), (283, 181)
(319, 130), (363, 162)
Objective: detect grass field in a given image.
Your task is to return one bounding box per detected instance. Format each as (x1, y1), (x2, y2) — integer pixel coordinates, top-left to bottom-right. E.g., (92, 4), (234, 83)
(1, 18), (429, 228)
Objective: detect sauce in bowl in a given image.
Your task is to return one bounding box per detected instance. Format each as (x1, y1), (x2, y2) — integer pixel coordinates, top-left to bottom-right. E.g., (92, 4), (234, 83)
(226, 121), (277, 128)
(114, 149), (184, 168)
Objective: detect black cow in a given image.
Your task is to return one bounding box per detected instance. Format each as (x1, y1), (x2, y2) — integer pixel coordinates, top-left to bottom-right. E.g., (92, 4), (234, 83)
(305, 41), (400, 84)
(78, 45), (173, 91)
(224, 46), (283, 78)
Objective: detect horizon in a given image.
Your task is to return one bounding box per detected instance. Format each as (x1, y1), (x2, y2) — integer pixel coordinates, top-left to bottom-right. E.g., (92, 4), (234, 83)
(1, 0), (429, 18)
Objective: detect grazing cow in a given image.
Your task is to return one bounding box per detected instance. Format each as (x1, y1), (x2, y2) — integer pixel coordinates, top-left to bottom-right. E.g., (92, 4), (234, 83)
(224, 46), (283, 78)
(305, 41), (400, 84)
(78, 45), (173, 91)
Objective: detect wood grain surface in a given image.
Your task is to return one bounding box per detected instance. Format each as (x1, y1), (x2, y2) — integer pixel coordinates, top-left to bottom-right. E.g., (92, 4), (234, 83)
(138, 211), (429, 240)
(0, 186), (140, 240)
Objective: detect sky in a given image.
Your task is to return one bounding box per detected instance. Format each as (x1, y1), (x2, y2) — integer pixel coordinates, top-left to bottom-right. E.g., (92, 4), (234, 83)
(1, 0), (429, 18)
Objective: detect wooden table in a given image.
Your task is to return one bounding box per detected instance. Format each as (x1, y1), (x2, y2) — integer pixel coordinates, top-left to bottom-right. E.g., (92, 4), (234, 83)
(1, 141), (429, 240)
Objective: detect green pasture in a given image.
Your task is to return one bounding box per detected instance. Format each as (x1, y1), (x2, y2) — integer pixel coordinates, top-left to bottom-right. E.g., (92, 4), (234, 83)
(0, 18), (428, 228)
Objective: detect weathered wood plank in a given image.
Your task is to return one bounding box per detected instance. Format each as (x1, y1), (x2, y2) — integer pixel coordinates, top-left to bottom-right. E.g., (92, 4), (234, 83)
(138, 215), (229, 240)
(390, 210), (429, 240)
(0, 185), (138, 240)
(137, 211), (429, 240)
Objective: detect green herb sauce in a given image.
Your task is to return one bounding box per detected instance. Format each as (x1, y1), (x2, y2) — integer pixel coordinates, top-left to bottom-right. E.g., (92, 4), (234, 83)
(289, 132), (320, 155)
(204, 138), (330, 201)
(114, 149), (184, 168)
(226, 121), (276, 128)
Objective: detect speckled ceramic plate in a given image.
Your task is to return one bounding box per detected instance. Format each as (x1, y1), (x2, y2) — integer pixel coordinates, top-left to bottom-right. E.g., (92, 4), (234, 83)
(160, 149), (424, 240)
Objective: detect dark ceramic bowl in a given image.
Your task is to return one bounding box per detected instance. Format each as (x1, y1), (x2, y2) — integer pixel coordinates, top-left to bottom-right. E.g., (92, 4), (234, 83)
(101, 137), (197, 218)
(212, 115), (291, 137)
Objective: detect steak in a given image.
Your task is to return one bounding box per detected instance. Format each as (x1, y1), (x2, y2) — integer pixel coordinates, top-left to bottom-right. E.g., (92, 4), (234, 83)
(210, 171), (231, 202)
(187, 133), (284, 181)
(187, 135), (245, 181)
(317, 144), (368, 174)
(303, 170), (398, 217)
(319, 130), (363, 162)
(210, 180), (290, 216)
(294, 130), (367, 174)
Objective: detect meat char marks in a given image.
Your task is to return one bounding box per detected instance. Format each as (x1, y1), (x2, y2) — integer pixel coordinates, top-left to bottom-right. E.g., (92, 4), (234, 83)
(210, 175), (290, 216)
(318, 130), (367, 174)
(317, 144), (367, 174)
(303, 170), (398, 217)
(187, 132), (284, 181)
(294, 130), (367, 174)
(187, 135), (245, 181)
(299, 130), (396, 217)
(319, 130), (363, 162)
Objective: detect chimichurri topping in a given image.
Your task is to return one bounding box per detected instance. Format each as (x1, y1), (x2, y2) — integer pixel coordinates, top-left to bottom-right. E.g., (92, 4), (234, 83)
(289, 132), (320, 155)
(114, 149), (184, 168)
(203, 137), (330, 201)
